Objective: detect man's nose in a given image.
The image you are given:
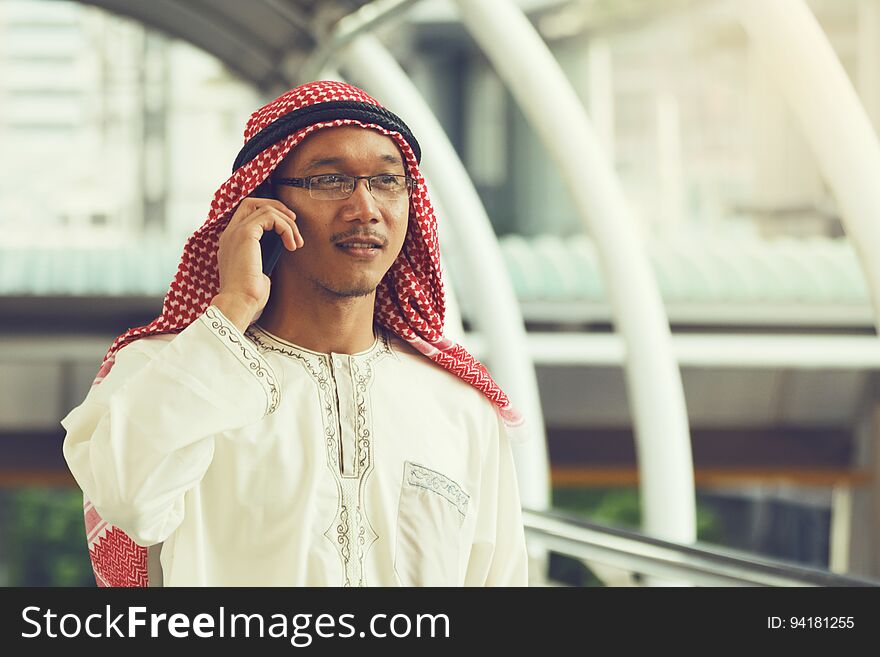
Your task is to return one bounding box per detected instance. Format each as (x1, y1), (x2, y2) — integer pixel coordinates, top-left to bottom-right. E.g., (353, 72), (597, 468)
(344, 178), (381, 220)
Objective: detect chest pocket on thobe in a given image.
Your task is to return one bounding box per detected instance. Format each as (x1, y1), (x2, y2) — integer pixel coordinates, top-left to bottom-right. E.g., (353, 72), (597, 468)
(393, 461), (470, 586)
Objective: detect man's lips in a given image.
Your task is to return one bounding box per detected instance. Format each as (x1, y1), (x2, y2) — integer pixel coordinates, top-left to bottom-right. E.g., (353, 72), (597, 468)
(335, 236), (385, 248)
(335, 240), (384, 258)
(336, 242), (384, 249)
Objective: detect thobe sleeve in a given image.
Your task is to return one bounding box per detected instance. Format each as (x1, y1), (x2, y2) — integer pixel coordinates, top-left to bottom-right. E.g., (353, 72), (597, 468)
(463, 405), (530, 586)
(61, 305), (280, 547)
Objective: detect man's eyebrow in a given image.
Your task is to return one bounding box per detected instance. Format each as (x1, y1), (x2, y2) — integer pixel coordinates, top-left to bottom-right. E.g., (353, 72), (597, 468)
(377, 153), (403, 166)
(302, 153), (403, 171)
(303, 157), (344, 171)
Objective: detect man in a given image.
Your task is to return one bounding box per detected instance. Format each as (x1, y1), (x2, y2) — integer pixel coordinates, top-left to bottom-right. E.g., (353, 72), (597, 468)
(62, 80), (528, 587)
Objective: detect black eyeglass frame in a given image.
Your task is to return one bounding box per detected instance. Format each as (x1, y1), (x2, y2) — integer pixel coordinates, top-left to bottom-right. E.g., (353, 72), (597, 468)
(271, 174), (416, 199)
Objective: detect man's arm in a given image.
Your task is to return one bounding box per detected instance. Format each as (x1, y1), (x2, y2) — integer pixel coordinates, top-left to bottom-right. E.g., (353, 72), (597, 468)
(463, 405), (529, 586)
(61, 305), (280, 547)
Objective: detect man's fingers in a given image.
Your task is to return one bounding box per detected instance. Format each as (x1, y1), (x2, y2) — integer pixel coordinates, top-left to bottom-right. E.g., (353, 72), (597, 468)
(230, 197), (297, 226)
(227, 196), (264, 225)
(290, 219), (304, 248)
(273, 219), (298, 251)
(249, 197), (298, 223)
(263, 205), (303, 248)
(272, 199), (298, 224)
(224, 200), (304, 252)
(242, 207), (300, 251)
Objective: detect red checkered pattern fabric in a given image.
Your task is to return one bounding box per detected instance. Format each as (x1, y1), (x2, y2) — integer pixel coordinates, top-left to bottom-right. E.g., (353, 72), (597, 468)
(81, 80), (522, 587)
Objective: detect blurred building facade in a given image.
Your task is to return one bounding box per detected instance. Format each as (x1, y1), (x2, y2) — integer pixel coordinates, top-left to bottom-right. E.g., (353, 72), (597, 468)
(0, 0), (259, 249)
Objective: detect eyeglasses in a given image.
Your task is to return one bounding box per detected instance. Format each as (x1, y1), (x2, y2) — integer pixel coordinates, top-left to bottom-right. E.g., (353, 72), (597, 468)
(271, 174), (416, 201)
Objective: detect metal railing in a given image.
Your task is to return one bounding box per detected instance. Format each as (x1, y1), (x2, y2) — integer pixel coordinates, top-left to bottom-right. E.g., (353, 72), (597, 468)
(523, 508), (880, 587)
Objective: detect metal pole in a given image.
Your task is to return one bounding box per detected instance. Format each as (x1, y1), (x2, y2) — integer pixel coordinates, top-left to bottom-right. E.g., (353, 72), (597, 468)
(454, 0), (696, 542)
(299, 0), (422, 83)
(339, 35), (551, 515)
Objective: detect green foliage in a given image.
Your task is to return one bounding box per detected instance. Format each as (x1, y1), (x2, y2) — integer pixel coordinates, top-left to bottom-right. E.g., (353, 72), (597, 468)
(551, 486), (724, 543)
(1, 487), (95, 587)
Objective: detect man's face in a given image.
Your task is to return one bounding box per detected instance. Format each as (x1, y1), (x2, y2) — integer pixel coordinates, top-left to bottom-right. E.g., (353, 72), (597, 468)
(272, 125), (410, 299)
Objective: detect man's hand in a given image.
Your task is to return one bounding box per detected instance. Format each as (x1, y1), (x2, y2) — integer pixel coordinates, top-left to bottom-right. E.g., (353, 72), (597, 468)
(211, 197), (304, 331)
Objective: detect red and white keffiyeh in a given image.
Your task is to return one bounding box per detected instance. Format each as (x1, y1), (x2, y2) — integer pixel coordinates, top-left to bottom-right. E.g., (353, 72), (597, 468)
(81, 80), (522, 587)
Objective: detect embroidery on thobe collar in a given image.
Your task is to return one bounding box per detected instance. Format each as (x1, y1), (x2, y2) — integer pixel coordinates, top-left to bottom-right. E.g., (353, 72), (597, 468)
(202, 307), (280, 414)
(245, 326), (392, 586)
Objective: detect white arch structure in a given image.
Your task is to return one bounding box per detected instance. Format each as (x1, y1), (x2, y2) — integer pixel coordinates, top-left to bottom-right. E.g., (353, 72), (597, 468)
(738, 0), (880, 331)
(453, 0), (696, 542)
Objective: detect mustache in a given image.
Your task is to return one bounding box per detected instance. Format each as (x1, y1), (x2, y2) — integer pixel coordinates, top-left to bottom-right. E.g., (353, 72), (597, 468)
(332, 229), (388, 246)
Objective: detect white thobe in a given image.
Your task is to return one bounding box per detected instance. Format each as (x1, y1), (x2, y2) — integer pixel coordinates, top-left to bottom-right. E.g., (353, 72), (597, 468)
(61, 305), (528, 586)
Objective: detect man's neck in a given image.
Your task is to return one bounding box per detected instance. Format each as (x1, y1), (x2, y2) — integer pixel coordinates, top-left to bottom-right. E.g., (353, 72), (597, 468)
(256, 279), (378, 355)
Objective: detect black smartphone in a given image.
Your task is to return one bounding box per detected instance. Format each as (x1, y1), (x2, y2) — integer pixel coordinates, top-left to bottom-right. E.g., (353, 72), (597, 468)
(259, 230), (285, 277)
(252, 182), (287, 277)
